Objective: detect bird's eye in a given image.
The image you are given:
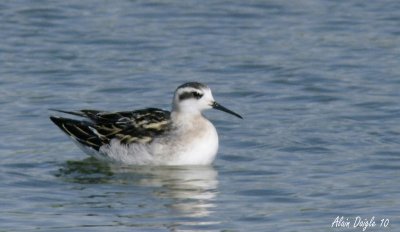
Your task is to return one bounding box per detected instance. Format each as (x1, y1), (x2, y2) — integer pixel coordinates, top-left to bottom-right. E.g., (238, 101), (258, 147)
(192, 92), (203, 99)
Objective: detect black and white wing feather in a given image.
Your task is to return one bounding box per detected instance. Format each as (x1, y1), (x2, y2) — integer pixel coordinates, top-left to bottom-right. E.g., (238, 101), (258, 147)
(50, 108), (171, 151)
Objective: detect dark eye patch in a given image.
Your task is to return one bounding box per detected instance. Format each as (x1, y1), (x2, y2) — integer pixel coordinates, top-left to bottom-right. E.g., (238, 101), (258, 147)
(179, 91), (203, 101)
(192, 91), (202, 99)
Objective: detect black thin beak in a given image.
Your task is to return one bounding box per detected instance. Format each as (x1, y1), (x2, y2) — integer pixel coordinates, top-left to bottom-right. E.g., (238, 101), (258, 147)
(212, 102), (243, 119)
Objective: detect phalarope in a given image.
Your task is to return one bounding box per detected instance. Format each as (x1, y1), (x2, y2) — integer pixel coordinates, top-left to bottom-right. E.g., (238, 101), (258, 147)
(50, 82), (242, 165)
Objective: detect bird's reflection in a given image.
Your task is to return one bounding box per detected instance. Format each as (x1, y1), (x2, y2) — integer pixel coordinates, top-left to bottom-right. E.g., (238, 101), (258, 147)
(124, 165), (219, 218)
(57, 158), (219, 223)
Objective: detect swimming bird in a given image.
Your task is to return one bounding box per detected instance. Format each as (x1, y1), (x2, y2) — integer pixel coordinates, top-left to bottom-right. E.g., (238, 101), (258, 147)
(50, 82), (242, 165)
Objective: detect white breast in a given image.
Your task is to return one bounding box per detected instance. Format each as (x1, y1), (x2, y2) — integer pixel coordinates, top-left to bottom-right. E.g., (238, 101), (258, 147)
(172, 119), (219, 165)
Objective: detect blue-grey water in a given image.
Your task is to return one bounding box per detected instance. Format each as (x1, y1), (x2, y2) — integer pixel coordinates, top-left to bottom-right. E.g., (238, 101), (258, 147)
(1, 1), (399, 231)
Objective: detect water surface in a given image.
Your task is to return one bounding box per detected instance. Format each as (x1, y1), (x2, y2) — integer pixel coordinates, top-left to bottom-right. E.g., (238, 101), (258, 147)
(0, 1), (399, 231)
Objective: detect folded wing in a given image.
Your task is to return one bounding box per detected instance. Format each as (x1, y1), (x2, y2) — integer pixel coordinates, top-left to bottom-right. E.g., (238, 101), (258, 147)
(50, 108), (171, 151)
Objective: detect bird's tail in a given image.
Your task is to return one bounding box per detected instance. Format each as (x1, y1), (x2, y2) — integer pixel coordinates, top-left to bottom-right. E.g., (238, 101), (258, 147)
(50, 116), (104, 151)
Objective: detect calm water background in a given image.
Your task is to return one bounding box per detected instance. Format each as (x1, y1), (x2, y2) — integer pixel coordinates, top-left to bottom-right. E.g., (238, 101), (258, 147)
(1, 1), (399, 231)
